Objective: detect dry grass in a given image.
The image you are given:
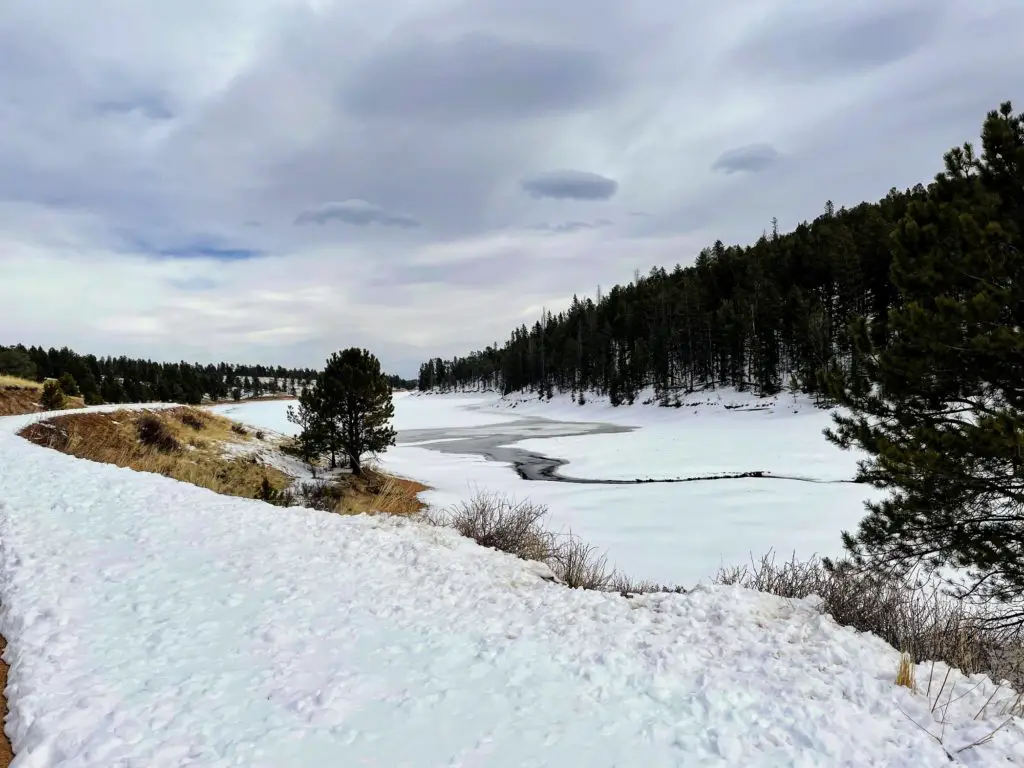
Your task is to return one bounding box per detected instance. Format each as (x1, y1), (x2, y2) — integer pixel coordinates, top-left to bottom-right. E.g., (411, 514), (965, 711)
(281, 464), (428, 517)
(896, 652), (917, 690)
(338, 467), (428, 516)
(0, 375), (85, 416)
(0, 374), (41, 390)
(18, 407), (291, 500)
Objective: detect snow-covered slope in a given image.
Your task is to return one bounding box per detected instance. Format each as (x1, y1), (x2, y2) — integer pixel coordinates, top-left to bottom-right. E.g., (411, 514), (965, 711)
(1, 407), (1023, 766)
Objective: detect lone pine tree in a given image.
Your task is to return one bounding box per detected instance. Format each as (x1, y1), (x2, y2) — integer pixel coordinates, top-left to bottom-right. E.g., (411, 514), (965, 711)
(39, 380), (65, 410)
(291, 348), (396, 476)
(826, 102), (1024, 615)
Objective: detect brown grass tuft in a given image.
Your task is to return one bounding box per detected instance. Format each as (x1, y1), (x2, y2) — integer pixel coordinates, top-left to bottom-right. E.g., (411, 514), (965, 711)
(896, 652), (917, 691)
(18, 407), (291, 500)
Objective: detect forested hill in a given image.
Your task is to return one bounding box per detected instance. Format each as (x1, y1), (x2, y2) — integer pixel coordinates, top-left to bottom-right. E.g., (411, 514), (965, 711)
(0, 343), (318, 405)
(418, 102), (1020, 406)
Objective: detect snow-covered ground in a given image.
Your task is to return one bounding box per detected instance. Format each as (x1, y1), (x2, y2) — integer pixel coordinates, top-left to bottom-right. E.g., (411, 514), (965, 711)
(220, 391), (883, 587)
(2, 405), (1024, 766)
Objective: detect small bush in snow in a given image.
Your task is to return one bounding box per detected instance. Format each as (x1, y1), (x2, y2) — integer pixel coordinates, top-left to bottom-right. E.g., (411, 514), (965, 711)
(550, 536), (613, 590)
(431, 492), (556, 563)
(231, 423), (247, 436)
(431, 491), (624, 590)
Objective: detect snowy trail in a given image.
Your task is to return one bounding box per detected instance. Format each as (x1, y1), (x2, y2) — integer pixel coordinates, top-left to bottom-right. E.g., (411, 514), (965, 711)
(2, 408), (1023, 766)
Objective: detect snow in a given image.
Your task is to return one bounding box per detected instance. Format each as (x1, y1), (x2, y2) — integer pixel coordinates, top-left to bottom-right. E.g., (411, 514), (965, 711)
(222, 391), (883, 587)
(3, 403), (1024, 765)
(492, 389), (861, 482)
(212, 392), (521, 433)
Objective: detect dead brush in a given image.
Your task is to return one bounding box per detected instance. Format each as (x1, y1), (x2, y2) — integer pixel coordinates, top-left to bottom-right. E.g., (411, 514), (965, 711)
(176, 409), (208, 430)
(550, 534), (614, 590)
(136, 413), (181, 452)
(427, 491), (622, 590)
(429, 492), (557, 563)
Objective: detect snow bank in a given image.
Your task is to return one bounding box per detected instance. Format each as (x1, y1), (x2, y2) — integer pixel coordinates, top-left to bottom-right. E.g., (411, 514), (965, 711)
(2, 408), (1024, 765)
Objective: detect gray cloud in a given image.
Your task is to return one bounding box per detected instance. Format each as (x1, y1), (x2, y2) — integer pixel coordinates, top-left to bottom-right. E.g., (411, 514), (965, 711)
(343, 33), (614, 121)
(732, 2), (949, 81)
(2, 0), (1024, 374)
(530, 219), (613, 233)
(520, 170), (619, 200)
(93, 95), (174, 121)
(294, 200), (421, 229)
(712, 144), (780, 175)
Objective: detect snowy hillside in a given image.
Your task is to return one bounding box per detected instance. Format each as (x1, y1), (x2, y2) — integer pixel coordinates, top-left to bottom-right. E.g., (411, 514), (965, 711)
(2, 405), (1024, 765)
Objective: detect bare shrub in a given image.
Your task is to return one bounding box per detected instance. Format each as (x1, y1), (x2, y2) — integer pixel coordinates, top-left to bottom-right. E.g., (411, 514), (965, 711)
(230, 423), (248, 436)
(716, 552), (1024, 690)
(550, 535), (613, 590)
(255, 429), (266, 440)
(136, 413), (181, 452)
(434, 492), (555, 562)
(431, 492), (624, 591)
(612, 575), (687, 597)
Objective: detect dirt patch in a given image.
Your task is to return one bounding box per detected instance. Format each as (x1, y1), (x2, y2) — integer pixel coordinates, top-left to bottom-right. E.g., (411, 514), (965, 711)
(0, 634), (10, 767)
(18, 407), (292, 500)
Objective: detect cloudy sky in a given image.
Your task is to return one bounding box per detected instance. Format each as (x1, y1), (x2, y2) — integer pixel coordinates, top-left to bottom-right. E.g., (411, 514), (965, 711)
(1, 0), (1021, 376)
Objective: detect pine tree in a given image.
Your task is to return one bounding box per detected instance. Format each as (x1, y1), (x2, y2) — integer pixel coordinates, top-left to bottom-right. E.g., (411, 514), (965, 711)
(315, 348), (397, 475)
(57, 372), (80, 396)
(40, 380), (65, 410)
(287, 386), (327, 470)
(825, 102), (1024, 612)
